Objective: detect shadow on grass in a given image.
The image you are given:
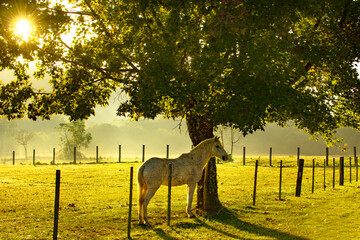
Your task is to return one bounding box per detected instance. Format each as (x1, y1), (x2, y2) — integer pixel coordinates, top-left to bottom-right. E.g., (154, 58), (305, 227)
(152, 227), (178, 240)
(167, 207), (309, 240)
(213, 207), (308, 240)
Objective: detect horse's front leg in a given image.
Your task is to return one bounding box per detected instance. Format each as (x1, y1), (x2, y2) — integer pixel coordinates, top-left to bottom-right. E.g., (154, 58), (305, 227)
(186, 183), (196, 218)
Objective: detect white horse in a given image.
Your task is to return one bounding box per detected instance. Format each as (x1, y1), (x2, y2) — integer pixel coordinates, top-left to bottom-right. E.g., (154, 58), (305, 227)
(137, 136), (228, 225)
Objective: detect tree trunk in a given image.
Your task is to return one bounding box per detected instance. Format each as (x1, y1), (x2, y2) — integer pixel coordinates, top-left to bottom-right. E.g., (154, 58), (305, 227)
(23, 145), (28, 160)
(186, 114), (222, 217)
(203, 157), (221, 216)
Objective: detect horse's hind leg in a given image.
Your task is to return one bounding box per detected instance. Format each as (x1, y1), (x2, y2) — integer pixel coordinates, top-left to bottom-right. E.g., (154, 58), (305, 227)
(186, 183), (196, 218)
(143, 186), (159, 225)
(138, 184), (148, 225)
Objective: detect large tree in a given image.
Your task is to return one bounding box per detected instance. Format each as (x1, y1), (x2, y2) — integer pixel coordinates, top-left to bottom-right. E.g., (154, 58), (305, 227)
(1, 0), (359, 216)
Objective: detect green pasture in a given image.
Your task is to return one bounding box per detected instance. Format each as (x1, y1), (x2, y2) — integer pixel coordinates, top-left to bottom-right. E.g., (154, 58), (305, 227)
(0, 159), (359, 239)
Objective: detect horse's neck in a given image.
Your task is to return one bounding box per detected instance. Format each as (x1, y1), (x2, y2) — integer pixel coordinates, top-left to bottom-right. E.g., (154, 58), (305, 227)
(190, 142), (212, 167)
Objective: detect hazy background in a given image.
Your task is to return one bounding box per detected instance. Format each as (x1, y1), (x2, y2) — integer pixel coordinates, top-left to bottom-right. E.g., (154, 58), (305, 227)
(1, 68), (360, 161)
(1, 108), (360, 160)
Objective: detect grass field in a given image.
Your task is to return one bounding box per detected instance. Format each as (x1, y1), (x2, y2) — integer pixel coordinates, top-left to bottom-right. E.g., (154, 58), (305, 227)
(0, 158), (359, 239)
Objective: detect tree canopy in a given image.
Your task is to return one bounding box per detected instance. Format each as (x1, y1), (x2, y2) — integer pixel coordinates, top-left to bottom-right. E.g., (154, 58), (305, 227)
(1, 0), (359, 144)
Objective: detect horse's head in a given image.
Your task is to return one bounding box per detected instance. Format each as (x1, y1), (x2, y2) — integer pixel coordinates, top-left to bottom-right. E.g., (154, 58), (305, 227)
(212, 136), (228, 161)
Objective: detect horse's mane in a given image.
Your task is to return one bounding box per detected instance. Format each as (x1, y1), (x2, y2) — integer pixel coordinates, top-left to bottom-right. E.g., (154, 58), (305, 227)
(178, 152), (191, 158)
(190, 137), (216, 153)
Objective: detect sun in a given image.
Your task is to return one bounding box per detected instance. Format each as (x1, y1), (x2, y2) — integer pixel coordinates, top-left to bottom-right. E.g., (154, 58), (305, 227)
(14, 19), (32, 41)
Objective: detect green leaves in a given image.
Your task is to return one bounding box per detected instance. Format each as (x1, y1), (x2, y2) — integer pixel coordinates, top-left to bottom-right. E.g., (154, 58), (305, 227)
(1, 0), (359, 144)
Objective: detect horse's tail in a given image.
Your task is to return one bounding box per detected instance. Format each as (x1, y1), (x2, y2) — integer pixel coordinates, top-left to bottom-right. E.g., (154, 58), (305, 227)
(137, 164), (147, 222)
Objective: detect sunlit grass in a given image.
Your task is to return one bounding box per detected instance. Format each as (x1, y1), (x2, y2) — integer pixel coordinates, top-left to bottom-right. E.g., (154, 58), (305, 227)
(0, 162), (359, 239)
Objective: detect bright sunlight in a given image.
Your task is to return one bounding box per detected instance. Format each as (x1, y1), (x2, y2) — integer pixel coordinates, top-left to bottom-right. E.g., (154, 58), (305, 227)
(14, 19), (32, 41)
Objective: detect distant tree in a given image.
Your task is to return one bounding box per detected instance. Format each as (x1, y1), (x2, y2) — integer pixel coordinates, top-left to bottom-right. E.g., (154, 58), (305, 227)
(217, 125), (240, 158)
(15, 129), (34, 160)
(229, 126), (241, 157)
(58, 121), (92, 160)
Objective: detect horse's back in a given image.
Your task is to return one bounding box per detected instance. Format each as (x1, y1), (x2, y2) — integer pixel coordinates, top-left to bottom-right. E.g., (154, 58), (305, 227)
(140, 154), (201, 186)
(140, 157), (169, 186)
(141, 157), (169, 170)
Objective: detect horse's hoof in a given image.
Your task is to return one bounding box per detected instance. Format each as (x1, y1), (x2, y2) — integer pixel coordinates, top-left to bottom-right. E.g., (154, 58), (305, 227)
(139, 220), (151, 227)
(139, 223), (151, 228)
(139, 220), (150, 226)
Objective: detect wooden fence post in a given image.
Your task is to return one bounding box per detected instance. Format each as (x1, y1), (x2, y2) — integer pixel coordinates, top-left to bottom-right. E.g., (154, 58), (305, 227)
(74, 147), (76, 164)
(253, 160), (259, 206)
(127, 167), (133, 239)
(279, 160), (283, 200)
(339, 157), (344, 186)
(96, 146), (99, 164)
(333, 158), (335, 188)
(12, 151), (15, 165)
(355, 147), (358, 181)
(295, 159), (304, 197)
(243, 146), (246, 165)
(53, 170), (61, 240)
(142, 145), (145, 162)
(119, 145), (121, 163)
(167, 164), (172, 226)
(33, 149), (36, 166)
(326, 147), (329, 166)
(269, 147), (272, 167)
(350, 157), (352, 183)
(323, 159), (326, 190)
(312, 159), (315, 193)
(53, 148), (56, 165)
(166, 145), (169, 159)
(297, 147), (300, 166)
(354, 146), (357, 166)
(356, 156), (358, 182)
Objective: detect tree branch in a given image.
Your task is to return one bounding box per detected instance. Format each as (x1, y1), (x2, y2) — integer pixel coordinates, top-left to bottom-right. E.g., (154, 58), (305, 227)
(289, 6), (326, 86)
(58, 38), (135, 79)
(59, 57), (130, 84)
(150, 6), (165, 32)
(83, 0), (139, 72)
(47, 7), (92, 16)
(83, 0), (112, 39)
(1, 88), (51, 95)
(142, 12), (153, 37)
(339, 0), (352, 27)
